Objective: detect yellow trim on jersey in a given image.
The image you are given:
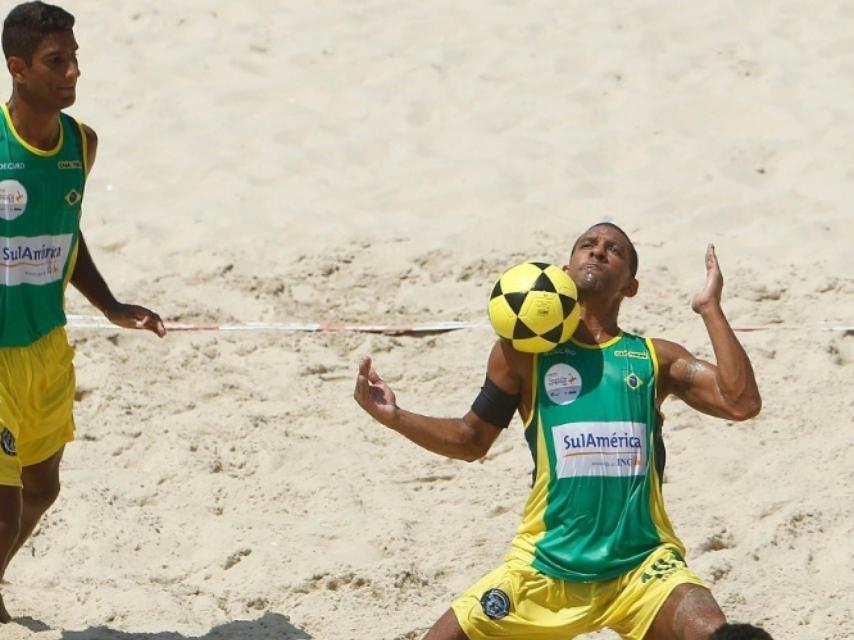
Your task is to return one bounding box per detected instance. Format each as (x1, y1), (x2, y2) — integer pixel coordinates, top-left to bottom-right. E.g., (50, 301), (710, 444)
(646, 337), (660, 383)
(61, 240), (79, 295)
(74, 118), (88, 174)
(522, 354), (538, 428)
(61, 119), (86, 296)
(643, 337), (684, 553)
(513, 354), (550, 563)
(646, 337), (665, 419)
(1, 102), (64, 156)
(511, 412), (551, 561)
(570, 331), (623, 350)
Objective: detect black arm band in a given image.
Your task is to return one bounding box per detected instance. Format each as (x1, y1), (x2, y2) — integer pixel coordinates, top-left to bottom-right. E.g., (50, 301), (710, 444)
(471, 376), (521, 429)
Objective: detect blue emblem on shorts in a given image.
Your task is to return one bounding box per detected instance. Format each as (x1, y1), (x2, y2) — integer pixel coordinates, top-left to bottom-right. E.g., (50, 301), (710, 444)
(1, 428), (16, 456)
(480, 588), (510, 620)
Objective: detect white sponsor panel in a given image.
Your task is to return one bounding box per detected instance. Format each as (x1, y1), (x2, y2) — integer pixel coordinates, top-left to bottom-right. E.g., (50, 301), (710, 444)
(544, 363), (582, 405)
(552, 421), (648, 478)
(1, 234), (72, 285)
(0, 180), (27, 221)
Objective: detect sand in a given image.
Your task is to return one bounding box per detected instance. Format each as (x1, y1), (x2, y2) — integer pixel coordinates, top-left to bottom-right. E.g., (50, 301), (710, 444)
(2, 1), (853, 638)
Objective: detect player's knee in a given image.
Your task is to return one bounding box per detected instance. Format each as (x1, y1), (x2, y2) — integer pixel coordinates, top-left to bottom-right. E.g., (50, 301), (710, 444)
(691, 615), (728, 639)
(24, 478), (61, 512)
(0, 505), (21, 540)
(671, 585), (726, 639)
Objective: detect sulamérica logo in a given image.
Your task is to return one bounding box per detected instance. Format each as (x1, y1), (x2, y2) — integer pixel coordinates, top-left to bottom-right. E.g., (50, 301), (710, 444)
(553, 421), (648, 478)
(0, 179), (27, 220)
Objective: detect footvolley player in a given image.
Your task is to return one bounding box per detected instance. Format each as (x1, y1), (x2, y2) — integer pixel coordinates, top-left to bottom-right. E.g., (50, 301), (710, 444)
(0, 1), (165, 622)
(354, 222), (761, 639)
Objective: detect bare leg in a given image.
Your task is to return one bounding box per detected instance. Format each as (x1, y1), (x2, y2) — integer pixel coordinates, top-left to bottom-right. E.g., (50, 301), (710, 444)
(9, 448), (63, 561)
(0, 447), (63, 624)
(423, 609), (469, 640)
(0, 485), (23, 623)
(645, 584), (726, 640)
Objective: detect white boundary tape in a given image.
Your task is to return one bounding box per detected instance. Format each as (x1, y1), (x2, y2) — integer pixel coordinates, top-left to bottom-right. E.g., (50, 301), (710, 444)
(65, 315), (852, 336)
(66, 315), (480, 335)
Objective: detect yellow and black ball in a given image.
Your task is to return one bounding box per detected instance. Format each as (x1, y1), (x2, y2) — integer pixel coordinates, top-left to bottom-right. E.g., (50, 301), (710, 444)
(487, 262), (581, 353)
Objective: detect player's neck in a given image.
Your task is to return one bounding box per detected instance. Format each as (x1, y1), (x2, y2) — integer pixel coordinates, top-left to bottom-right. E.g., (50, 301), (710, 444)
(6, 94), (61, 150)
(575, 301), (621, 344)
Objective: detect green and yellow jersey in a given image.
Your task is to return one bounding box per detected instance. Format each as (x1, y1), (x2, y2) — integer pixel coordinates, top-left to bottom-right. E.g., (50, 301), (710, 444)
(508, 332), (684, 582)
(0, 103), (87, 347)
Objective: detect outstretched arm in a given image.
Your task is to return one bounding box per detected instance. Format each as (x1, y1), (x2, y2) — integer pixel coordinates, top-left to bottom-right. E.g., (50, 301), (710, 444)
(353, 340), (524, 461)
(70, 125), (166, 337)
(654, 244), (761, 421)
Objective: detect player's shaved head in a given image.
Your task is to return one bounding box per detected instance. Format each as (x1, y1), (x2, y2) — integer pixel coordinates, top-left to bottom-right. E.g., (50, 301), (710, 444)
(572, 222), (638, 278)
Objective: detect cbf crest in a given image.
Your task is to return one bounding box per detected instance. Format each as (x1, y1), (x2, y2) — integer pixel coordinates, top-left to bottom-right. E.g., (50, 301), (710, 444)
(624, 372), (643, 390)
(480, 588), (511, 620)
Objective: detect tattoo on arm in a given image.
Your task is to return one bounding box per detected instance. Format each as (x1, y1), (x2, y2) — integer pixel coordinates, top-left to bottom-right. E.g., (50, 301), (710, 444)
(685, 361), (702, 385)
(676, 361), (703, 395)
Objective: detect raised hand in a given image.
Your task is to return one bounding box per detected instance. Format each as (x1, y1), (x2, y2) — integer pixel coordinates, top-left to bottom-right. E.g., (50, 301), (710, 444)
(691, 244), (724, 315)
(354, 355), (398, 426)
(104, 302), (166, 337)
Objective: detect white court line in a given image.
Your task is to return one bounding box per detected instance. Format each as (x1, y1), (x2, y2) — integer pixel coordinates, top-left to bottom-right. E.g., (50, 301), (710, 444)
(64, 315), (852, 335)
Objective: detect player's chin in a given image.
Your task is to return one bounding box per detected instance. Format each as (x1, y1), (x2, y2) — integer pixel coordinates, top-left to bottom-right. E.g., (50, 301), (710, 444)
(54, 90), (76, 109)
(574, 273), (602, 294)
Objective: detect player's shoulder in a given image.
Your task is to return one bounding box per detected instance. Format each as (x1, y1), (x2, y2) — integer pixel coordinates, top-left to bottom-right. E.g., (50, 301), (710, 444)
(79, 122), (98, 148)
(648, 337), (692, 369)
(489, 338), (532, 374)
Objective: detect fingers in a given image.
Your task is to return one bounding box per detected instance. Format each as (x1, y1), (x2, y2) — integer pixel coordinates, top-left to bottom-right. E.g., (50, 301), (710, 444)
(143, 312), (167, 338)
(134, 308), (166, 337)
(358, 355), (384, 385)
(354, 356), (373, 406)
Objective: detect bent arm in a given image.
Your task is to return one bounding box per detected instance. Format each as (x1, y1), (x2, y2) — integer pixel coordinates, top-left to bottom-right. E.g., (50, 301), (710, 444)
(382, 409), (503, 463)
(69, 125), (165, 337)
(70, 125), (116, 312)
(654, 312), (761, 421)
(655, 244), (761, 422)
(70, 231), (121, 314)
(354, 340), (524, 462)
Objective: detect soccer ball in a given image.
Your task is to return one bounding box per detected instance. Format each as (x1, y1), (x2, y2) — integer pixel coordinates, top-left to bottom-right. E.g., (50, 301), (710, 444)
(487, 262), (581, 353)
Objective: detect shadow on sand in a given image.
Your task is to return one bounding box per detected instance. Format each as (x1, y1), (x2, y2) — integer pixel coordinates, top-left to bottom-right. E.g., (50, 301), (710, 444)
(15, 611), (311, 640)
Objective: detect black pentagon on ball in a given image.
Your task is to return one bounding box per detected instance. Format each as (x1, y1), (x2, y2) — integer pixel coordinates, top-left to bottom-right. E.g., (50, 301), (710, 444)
(559, 293), (576, 317)
(490, 280), (503, 299)
(541, 323), (564, 343)
(531, 272), (557, 293)
(504, 292), (527, 315)
(512, 318), (537, 340)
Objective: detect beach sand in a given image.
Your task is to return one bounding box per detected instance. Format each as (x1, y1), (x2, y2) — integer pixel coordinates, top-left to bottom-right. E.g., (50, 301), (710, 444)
(2, 1), (853, 638)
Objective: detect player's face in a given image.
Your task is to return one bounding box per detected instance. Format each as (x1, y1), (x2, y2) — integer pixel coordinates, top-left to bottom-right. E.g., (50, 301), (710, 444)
(565, 225), (634, 296)
(15, 30), (80, 111)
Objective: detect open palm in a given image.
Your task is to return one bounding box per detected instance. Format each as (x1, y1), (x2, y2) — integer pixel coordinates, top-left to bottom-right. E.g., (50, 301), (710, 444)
(691, 244), (723, 314)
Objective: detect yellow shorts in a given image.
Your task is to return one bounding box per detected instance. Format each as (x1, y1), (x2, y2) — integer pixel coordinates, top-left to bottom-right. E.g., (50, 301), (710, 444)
(0, 326), (76, 487)
(452, 544), (706, 640)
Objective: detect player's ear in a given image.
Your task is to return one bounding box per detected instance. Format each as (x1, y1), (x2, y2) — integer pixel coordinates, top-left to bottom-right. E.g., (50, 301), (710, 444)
(7, 56), (27, 83)
(623, 277), (638, 298)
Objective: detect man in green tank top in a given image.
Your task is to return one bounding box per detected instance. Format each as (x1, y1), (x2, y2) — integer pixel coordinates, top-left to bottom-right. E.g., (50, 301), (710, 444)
(0, 2), (165, 622)
(355, 223), (762, 639)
